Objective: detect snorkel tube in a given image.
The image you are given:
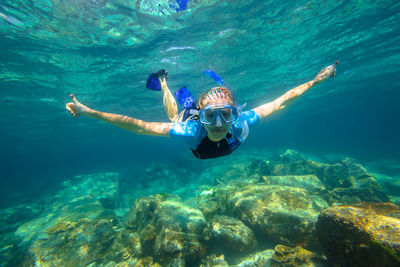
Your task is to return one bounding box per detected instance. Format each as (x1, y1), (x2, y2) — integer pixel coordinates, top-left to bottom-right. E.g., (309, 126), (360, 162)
(203, 69), (232, 90)
(202, 69), (246, 110)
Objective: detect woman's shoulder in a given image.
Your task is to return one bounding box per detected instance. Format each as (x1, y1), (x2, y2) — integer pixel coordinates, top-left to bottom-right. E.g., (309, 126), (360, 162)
(240, 110), (260, 126)
(170, 119), (203, 138)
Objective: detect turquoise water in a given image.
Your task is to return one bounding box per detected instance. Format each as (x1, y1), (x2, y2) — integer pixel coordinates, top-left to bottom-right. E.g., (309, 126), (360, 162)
(1, 0), (400, 266)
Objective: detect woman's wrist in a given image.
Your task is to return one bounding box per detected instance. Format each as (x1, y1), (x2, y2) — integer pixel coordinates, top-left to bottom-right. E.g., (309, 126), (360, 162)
(82, 108), (97, 118)
(312, 75), (326, 86)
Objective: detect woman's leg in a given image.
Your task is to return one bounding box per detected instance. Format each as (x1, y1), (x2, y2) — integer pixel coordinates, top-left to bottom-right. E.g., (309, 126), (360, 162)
(160, 80), (179, 122)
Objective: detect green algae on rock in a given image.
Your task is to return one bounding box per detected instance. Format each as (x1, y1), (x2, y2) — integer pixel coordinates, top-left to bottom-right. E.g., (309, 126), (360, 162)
(125, 193), (207, 266)
(16, 172), (120, 246)
(228, 184), (321, 245)
(200, 254), (230, 267)
(234, 249), (275, 267)
(259, 175), (325, 192)
(197, 186), (231, 220)
(27, 215), (142, 266)
(203, 215), (257, 252)
(246, 150), (390, 205)
(270, 244), (327, 267)
(247, 150), (382, 190)
(316, 202), (400, 266)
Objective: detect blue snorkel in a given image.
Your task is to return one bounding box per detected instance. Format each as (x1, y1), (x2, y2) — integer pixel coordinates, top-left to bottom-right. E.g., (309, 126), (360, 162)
(203, 69), (232, 91)
(202, 69), (246, 111)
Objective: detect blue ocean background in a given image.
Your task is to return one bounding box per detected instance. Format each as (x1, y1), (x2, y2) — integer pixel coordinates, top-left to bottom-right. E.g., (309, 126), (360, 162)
(1, 2), (400, 264)
(2, 0), (400, 207)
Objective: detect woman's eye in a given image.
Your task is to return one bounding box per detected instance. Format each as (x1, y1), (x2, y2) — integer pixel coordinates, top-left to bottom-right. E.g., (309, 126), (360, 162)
(221, 109), (232, 119)
(204, 110), (214, 120)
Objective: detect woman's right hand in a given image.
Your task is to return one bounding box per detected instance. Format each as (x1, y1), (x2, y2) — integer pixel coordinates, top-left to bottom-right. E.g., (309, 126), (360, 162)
(66, 94), (92, 117)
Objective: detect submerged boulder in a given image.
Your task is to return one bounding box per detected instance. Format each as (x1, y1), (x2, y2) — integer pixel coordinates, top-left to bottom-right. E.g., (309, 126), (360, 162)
(15, 172), (120, 246)
(27, 215), (141, 266)
(269, 244), (327, 267)
(196, 184), (237, 220)
(126, 194), (207, 266)
(228, 184), (321, 245)
(259, 174), (325, 192)
(247, 151), (390, 206)
(234, 249), (275, 267)
(200, 254), (230, 267)
(316, 203), (400, 267)
(248, 150), (383, 190)
(203, 215), (257, 252)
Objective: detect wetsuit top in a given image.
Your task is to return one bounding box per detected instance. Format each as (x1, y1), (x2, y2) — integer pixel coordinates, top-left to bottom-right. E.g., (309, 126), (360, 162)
(170, 110), (259, 159)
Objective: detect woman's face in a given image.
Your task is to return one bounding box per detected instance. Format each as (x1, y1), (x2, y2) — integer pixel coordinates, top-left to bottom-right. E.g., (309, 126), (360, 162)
(202, 101), (233, 142)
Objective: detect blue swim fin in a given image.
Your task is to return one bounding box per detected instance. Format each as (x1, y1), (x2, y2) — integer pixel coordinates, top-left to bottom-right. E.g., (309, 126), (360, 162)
(175, 87), (197, 109)
(146, 69), (167, 91)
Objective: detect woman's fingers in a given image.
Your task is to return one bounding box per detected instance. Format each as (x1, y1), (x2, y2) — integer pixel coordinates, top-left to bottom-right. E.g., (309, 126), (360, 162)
(70, 94), (79, 106)
(66, 102), (80, 117)
(330, 61), (339, 77)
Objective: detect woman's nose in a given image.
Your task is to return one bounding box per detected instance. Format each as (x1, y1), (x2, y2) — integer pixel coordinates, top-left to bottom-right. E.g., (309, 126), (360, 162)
(214, 115), (223, 127)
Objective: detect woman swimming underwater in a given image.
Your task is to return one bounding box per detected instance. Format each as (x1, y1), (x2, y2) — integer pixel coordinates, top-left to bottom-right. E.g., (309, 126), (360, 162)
(66, 62), (338, 159)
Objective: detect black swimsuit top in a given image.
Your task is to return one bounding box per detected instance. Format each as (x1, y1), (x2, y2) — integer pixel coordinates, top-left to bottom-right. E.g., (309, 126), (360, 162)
(191, 132), (241, 159)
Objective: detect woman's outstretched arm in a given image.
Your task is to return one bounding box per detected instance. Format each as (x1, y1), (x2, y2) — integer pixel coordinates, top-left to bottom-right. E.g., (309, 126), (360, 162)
(252, 61), (339, 121)
(66, 94), (172, 137)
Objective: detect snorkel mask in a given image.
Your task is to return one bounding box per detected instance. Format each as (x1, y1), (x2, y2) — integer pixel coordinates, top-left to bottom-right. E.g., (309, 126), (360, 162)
(199, 70), (246, 125)
(199, 104), (238, 125)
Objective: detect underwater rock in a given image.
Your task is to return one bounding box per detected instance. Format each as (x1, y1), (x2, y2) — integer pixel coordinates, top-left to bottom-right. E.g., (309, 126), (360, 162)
(0, 203), (45, 266)
(247, 151), (391, 206)
(154, 199), (207, 264)
(234, 249), (275, 267)
(248, 150), (384, 191)
(259, 174), (325, 192)
(278, 149), (307, 162)
(228, 184), (321, 245)
(27, 215), (137, 266)
(269, 244), (327, 267)
(316, 203), (400, 267)
(326, 187), (391, 205)
(134, 256), (161, 267)
(125, 195), (164, 230)
(196, 186), (231, 220)
(200, 254), (230, 267)
(0, 203), (44, 234)
(11, 173), (138, 266)
(16, 172), (120, 245)
(126, 194), (207, 266)
(203, 215), (257, 252)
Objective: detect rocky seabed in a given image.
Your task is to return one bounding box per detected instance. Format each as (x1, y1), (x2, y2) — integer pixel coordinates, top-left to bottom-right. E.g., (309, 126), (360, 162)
(1, 150), (399, 266)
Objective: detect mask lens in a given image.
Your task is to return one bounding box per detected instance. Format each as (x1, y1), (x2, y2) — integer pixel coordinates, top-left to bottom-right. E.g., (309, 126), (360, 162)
(202, 109), (216, 123)
(220, 108), (233, 121)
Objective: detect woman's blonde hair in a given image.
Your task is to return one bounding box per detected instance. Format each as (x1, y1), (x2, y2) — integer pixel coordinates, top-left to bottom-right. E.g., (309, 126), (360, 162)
(198, 87), (235, 109)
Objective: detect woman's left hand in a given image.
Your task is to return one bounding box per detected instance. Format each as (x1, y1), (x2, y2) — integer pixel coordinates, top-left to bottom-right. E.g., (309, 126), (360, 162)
(314, 61), (339, 83)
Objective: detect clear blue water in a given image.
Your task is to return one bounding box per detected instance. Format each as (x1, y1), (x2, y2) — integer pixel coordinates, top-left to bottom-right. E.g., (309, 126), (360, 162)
(1, 0), (400, 204)
(1, 1), (400, 266)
